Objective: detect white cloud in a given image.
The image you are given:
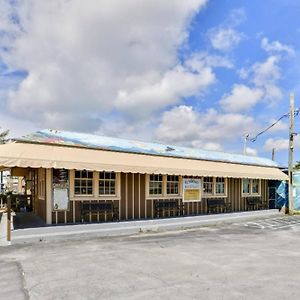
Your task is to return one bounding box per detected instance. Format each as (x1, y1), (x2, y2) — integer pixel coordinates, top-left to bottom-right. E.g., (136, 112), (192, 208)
(261, 37), (295, 56)
(0, 0), (208, 131)
(209, 27), (244, 51)
(220, 84), (263, 113)
(252, 55), (283, 103)
(238, 68), (249, 79)
(264, 136), (300, 152)
(267, 119), (289, 133)
(0, 112), (38, 138)
(115, 58), (215, 118)
(191, 139), (223, 151)
(226, 55), (284, 112)
(264, 138), (289, 152)
(227, 8), (247, 27)
(245, 147), (257, 156)
(155, 106), (203, 143)
(208, 8), (246, 52)
(155, 105), (259, 150)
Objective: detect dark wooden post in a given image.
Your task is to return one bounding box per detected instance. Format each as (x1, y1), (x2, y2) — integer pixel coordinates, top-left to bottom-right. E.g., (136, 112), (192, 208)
(7, 194), (11, 242)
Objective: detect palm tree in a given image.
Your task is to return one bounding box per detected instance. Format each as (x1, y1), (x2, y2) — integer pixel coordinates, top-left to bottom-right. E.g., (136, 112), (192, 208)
(295, 161), (300, 170)
(0, 127), (9, 144)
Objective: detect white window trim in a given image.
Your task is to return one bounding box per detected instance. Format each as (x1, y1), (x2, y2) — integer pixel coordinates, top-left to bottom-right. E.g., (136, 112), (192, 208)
(70, 170), (121, 200)
(98, 172), (120, 198)
(166, 175), (181, 197)
(146, 174), (164, 198)
(146, 174), (182, 199)
(72, 170), (95, 197)
(241, 178), (261, 197)
(202, 177), (228, 198)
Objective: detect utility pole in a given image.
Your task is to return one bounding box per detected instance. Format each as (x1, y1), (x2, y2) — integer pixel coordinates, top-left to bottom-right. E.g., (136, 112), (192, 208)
(288, 93), (294, 215)
(243, 134), (249, 154)
(272, 148), (275, 161)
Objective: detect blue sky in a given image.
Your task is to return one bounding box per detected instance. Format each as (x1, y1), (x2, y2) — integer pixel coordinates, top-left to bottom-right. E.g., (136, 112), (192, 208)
(0, 0), (300, 166)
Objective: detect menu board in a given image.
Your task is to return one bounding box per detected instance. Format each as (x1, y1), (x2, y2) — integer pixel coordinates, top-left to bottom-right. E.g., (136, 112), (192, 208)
(182, 178), (201, 202)
(53, 188), (69, 210)
(52, 169), (69, 211)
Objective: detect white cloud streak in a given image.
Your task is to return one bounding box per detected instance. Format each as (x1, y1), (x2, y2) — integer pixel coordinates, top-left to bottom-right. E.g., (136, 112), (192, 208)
(208, 8), (246, 52)
(261, 37), (295, 56)
(155, 105), (259, 151)
(0, 0), (209, 131)
(209, 27), (245, 51)
(220, 84), (263, 113)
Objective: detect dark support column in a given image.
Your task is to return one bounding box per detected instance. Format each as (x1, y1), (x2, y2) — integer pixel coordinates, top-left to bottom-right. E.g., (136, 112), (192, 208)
(7, 194), (11, 243)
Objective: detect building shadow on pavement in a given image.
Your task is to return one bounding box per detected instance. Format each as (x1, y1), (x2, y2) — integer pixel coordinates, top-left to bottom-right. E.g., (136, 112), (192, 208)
(14, 212), (46, 229)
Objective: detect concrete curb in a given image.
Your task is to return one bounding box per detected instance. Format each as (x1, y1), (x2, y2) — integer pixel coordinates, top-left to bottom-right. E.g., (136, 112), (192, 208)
(10, 210), (281, 245)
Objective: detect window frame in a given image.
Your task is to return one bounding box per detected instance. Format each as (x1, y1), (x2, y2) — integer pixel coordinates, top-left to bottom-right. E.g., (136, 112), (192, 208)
(98, 171), (117, 196)
(215, 177), (226, 195)
(241, 178), (261, 197)
(70, 170), (120, 200)
(148, 174), (164, 197)
(203, 176), (214, 196)
(166, 175), (180, 196)
(251, 179), (260, 195)
(146, 174), (182, 199)
(74, 170), (94, 196)
(202, 177), (227, 198)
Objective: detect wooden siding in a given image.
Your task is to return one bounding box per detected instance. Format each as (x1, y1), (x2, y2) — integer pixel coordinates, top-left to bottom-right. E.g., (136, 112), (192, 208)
(31, 168), (270, 224)
(36, 199), (46, 222)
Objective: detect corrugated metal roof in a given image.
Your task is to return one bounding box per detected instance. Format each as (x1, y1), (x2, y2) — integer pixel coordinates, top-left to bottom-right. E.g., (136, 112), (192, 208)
(15, 129), (279, 167)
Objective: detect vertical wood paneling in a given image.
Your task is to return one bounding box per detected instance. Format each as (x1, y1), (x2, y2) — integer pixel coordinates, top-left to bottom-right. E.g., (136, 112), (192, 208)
(120, 173), (127, 220)
(75, 201), (82, 222)
(228, 178), (242, 212)
(49, 171), (272, 224)
(67, 200), (73, 223)
(127, 174), (133, 219)
(134, 174), (140, 219)
(261, 180), (267, 206)
(140, 174), (146, 219)
(57, 211), (65, 223)
(146, 200), (153, 218)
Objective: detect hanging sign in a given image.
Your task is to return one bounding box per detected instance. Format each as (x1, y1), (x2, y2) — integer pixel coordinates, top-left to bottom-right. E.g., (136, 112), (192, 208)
(183, 178), (201, 202)
(52, 169), (69, 211)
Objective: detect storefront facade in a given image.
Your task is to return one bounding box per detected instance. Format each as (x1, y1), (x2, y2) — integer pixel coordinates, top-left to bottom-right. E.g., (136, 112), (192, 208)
(0, 130), (288, 225)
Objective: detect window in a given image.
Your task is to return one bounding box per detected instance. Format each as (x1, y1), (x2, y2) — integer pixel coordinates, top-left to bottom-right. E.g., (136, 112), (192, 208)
(252, 179), (259, 194)
(242, 179), (260, 196)
(99, 171), (116, 195)
(216, 177), (225, 195)
(74, 170), (93, 195)
(203, 177), (227, 197)
(242, 179), (250, 194)
(149, 174), (163, 195)
(166, 175), (179, 195)
(203, 177), (213, 195)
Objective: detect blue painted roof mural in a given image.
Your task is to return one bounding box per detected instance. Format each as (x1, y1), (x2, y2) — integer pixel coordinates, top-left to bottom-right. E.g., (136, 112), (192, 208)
(16, 129), (279, 167)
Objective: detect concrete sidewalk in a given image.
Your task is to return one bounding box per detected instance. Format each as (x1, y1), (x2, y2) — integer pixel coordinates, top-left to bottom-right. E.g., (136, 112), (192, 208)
(10, 209), (280, 245)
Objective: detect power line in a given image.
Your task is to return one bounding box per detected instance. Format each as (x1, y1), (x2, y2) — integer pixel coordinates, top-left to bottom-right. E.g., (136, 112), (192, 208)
(247, 108), (300, 143)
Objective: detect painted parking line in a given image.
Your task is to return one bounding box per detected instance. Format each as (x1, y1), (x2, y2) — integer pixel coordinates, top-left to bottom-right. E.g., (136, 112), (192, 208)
(236, 217), (300, 230)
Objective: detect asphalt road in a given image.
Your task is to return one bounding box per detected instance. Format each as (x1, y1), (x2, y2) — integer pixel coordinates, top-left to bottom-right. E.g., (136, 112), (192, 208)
(1, 215), (300, 300)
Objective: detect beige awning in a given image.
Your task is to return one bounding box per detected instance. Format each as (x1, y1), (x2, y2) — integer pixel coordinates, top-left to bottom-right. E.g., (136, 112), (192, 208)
(0, 142), (287, 180)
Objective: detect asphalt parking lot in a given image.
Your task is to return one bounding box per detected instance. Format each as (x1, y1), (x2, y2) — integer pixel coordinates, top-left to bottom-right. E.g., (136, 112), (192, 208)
(1, 215), (300, 300)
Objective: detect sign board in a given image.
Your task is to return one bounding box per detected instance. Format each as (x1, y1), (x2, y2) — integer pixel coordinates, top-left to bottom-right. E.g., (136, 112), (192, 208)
(52, 169), (69, 211)
(182, 178), (201, 202)
(53, 188), (69, 210)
